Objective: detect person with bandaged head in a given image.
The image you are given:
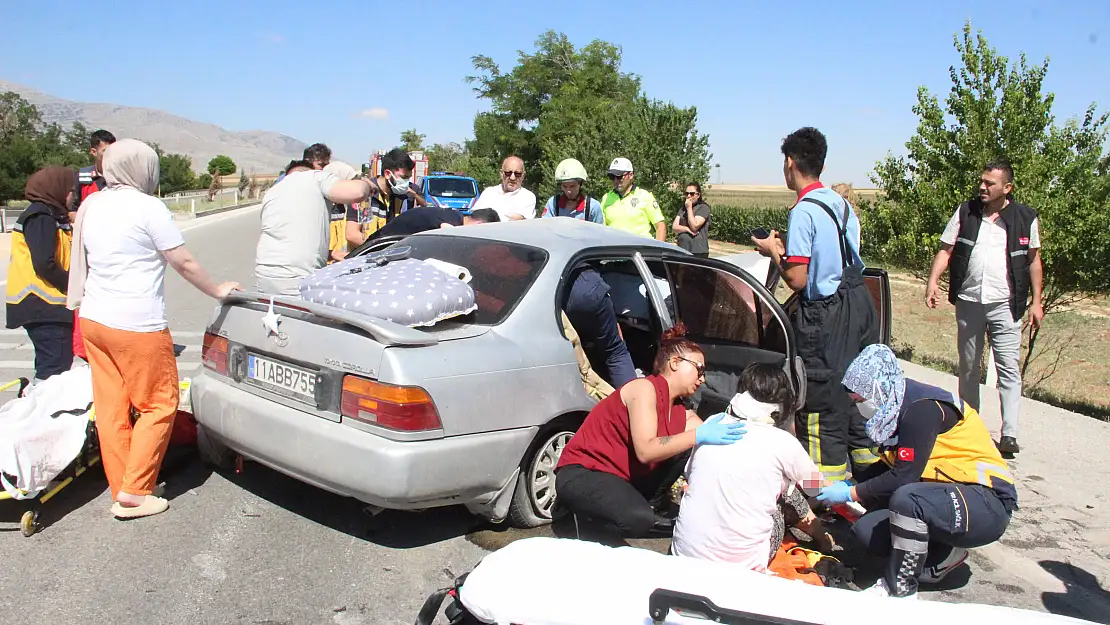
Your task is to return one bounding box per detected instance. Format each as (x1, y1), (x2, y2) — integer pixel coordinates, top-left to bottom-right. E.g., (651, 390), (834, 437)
(672, 363), (832, 570)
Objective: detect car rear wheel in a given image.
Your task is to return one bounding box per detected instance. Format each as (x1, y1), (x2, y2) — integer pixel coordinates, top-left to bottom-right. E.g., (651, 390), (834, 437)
(196, 422), (237, 471)
(508, 428), (575, 528)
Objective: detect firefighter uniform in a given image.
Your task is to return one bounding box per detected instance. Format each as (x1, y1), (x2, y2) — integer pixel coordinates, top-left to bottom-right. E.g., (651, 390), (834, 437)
(851, 380), (1016, 598)
(74, 165), (106, 208)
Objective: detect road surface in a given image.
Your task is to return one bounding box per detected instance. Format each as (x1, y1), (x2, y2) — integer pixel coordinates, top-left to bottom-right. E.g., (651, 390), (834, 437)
(0, 206), (1107, 624)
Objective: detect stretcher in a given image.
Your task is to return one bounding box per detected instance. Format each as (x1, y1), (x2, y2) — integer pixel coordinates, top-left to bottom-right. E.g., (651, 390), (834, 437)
(0, 375), (194, 537)
(419, 537), (1095, 625)
(0, 377), (99, 537)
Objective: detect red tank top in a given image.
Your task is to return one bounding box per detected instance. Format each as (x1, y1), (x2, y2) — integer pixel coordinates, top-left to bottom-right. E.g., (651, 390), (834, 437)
(557, 374), (688, 481)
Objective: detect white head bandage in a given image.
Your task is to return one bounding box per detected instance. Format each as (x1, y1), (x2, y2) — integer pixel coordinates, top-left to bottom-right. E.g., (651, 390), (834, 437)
(728, 392), (780, 425)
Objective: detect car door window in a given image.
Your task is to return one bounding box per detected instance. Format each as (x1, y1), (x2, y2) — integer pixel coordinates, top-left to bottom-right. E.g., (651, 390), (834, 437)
(669, 262), (769, 348)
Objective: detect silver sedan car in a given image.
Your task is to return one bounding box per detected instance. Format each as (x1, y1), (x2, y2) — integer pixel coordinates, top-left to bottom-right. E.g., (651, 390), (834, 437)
(192, 218), (891, 527)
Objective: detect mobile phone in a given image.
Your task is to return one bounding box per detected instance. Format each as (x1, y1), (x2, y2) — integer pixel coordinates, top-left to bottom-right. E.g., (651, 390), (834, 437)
(750, 227), (771, 239)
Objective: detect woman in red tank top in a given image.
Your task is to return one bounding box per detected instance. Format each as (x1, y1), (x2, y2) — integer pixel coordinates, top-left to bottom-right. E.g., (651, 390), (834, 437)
(555, 323), (747, 542)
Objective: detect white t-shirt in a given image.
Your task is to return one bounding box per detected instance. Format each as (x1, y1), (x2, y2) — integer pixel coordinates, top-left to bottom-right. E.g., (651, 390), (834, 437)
(79, 187), (187, 333)
(940, 207), (1041, 304)
(255, 169), (338, 283)
(671, 420), (819, 571)
(475, 184), (537, 221)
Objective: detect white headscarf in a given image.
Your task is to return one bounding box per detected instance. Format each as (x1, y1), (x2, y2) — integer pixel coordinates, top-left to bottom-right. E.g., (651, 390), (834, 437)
(103, 139), (159, 194)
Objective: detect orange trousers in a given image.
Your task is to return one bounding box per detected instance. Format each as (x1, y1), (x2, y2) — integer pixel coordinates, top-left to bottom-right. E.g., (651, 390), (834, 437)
(81, 319), (179, 499)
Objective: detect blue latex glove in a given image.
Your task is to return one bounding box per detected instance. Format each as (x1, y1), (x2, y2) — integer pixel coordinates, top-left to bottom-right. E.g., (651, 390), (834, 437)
(817, 481), (854, 505)
(695, 414), (747, 446)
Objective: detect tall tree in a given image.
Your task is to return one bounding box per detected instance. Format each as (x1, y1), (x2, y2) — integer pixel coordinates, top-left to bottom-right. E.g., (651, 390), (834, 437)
(400, 129), (426, 152)
(465, 31), (710, 207)
(207, 154), (236, 176)
(0, 91), (92, 203)
(426, 142), (470, 174)
(870, 22), (1110, 384)
(159, 153), (197, 194)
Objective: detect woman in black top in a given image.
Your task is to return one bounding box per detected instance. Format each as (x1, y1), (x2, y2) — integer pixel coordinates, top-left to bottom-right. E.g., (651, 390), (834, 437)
(5, 166), (76, 385)
(672, 182), (711, 257)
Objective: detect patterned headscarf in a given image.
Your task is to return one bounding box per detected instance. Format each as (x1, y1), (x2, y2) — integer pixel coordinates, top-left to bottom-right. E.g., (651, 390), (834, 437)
(842, 344), (906, 444)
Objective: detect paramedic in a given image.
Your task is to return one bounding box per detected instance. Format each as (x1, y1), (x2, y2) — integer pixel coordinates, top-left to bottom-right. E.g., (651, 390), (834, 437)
(322, 161), (361, 258)
(346, 148), (416, 245)
(6, 166), (76, 384)
(73, 129), (116, 209)
(541, 158), (604, 223)
(672, 364), (831, 571)
(600, 157), (666, 241)
(751, 127), (879, 483)
(555, 323), (745, 542)
(475, 155), (538, 221)
(73, 139), (239, 519)
(817, 344), (1016, 598)
(367, 207), (500, 240)
(255, 160), (373, 296)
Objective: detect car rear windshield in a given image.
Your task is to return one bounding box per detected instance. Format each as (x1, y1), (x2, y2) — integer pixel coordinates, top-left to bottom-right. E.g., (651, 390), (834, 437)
(386, 236), (547, 325)
(428, 178), (477, 198)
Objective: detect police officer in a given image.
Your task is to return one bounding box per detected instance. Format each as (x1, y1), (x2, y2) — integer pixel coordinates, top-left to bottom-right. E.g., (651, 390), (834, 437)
(541, 158), (604, 223)
(752, 127), (879, 483)
(818, 344), (1016, 598)
(73, 129), (116, 209)
(600, 158), (666, 241)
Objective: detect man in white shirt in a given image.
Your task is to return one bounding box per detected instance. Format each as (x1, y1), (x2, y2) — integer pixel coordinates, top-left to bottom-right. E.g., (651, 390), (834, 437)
(672, 365), (827, 571)
(925, 160), (1043, 455)
(474, 155), (537, 221)
(255, 160), (374, 296)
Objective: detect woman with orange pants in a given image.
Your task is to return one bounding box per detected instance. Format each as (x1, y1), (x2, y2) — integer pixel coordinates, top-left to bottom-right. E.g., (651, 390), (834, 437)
(68, 139), (239, 519)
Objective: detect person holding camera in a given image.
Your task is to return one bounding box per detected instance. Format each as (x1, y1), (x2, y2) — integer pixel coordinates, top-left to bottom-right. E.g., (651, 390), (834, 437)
(672, 182), (711, 257)
(751, 127), (879, 484)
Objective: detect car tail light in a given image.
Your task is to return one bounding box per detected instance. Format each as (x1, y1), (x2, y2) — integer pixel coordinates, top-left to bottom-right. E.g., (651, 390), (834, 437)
(340, 376), (442, 431)
(202, 332), (228, 376)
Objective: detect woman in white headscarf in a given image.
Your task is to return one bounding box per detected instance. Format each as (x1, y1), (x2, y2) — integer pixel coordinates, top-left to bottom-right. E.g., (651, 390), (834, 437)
(70, 139), (238, 519)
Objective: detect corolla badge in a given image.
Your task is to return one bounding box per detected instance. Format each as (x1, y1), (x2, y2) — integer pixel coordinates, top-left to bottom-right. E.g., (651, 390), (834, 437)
(274, 332), (289, 347)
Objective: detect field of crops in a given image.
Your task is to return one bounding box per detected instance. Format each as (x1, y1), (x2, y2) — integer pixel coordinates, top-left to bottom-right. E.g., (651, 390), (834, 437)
(703, 184), (880, 208)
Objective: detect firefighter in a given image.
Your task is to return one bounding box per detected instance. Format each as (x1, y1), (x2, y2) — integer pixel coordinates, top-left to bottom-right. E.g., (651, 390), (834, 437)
(818, 344), (1017, 598)
(541, 158), (604, 223)
(7, 166), (76, 386)
(73, 129), (116, 209)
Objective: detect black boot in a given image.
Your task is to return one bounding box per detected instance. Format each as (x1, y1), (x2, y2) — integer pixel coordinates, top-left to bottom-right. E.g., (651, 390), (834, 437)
(885, 548), (927, 597)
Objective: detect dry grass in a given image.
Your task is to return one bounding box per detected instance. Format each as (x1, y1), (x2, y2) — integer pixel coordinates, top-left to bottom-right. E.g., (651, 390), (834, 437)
(703, 185), (881, 208)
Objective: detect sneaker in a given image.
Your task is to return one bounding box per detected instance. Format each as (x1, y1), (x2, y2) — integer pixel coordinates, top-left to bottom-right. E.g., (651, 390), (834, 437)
(997, 437), (1020, 454)
(864, 578), (918, 599)
(919, 547), (969, 584)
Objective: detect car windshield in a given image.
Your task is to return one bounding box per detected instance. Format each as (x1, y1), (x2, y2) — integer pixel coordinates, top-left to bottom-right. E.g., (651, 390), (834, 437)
(428, 178), (476, 198)
(360, 236), (548, 326)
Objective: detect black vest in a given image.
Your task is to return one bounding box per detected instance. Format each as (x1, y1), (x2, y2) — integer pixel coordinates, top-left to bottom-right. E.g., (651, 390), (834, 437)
(948, 199), (1037, 321)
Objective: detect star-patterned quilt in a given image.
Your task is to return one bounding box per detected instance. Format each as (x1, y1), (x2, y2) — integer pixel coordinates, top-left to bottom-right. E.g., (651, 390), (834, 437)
(299, 256), (477, 327)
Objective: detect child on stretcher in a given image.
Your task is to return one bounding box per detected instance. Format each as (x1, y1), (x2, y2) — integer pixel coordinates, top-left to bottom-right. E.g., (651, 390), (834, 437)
(671, 363), (835, 570)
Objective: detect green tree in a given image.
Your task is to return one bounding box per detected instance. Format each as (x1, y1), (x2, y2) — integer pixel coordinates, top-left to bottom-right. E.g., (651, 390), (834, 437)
(400, 129), (426, 152)
(465, 31), (710, 207)
(197, 172), (213, 190)
(870, 22), (1110, 385)
(237, 169), (250, 196)
(207, 154), (236, 176)
(0, 91), (91, 203)
(159, 153), (197, 194)
(425, 142), (470, 174)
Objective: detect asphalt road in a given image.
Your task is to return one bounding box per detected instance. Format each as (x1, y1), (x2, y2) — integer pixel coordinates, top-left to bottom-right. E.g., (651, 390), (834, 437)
(1, 206), (1108, 624)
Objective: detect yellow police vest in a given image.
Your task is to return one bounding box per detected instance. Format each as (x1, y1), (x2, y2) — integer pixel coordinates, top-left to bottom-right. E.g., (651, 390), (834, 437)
(882, 401), (1014, 490)
(6, 207), (71, 307)
(601, 186), (665, 238)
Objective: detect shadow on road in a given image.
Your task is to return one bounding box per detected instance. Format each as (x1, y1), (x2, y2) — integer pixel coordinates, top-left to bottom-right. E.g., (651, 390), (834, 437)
(223, 459), (483, 548)
(0, 463), (106, 535)
(1040, 560), (1110, 624)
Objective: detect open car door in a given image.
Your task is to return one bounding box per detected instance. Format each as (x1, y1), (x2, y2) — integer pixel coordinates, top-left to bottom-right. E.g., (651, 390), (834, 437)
(780, 267), (893, 347)
(635, 251), (807, 417)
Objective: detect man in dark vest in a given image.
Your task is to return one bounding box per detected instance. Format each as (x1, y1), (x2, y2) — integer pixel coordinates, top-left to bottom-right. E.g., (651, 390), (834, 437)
(73, 129), (116, 209)
(926, 160), (1043, 456)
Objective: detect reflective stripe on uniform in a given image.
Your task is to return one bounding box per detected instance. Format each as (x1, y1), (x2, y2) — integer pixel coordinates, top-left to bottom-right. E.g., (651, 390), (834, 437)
(889, 511), (930, 553)
(6, 283), (67, 306)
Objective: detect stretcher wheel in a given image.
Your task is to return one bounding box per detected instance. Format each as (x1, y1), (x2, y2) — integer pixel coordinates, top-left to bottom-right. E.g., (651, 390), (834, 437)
(19, 510), (39, 537)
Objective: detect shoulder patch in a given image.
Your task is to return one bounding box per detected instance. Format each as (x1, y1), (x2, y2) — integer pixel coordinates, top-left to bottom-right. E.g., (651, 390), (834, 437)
(897, 447), (915, 462)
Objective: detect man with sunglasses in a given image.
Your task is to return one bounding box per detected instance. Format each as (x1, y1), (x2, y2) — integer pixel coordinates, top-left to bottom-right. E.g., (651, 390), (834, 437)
(600, 157), (666, 241)
(474, 155), (537, 221)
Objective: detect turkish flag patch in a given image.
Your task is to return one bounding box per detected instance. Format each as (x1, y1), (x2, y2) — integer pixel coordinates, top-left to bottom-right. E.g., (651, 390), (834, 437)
(1019, 237), (1030, 245)
(898, 447), (915, 462)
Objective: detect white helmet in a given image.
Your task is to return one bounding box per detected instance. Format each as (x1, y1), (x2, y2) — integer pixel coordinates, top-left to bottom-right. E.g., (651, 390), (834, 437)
(554, 158), (588, 183)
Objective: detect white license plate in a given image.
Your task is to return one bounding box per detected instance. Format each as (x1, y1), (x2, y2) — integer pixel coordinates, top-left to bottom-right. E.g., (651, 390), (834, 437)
(247, 355), (317, 402)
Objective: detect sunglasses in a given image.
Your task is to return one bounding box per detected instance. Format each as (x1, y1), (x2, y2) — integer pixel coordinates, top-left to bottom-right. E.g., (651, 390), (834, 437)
(501, 170), (524, 179)
(607, 173), (626, 181)
(676, 356), (706, 378)
(685, 191), (699, 196)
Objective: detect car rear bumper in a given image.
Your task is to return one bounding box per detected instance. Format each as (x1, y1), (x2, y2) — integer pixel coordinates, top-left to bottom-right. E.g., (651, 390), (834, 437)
(191, 374), (537, 509)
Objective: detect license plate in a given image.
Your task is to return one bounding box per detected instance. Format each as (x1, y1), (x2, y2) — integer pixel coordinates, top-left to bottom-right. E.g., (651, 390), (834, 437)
(247, 355), (317, 403)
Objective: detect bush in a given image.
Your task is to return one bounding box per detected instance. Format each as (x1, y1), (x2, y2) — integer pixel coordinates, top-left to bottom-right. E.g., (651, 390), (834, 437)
(197, 173), (213, 189)
(707, 204), (790, 244)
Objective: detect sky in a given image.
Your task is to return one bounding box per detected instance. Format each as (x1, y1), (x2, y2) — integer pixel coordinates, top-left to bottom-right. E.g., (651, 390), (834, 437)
(2, 0), (1107, 186)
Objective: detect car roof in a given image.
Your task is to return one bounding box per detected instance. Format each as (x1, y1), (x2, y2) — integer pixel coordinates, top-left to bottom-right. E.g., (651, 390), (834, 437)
(418, 216), (684, 263)
(425, 174), (475, 180)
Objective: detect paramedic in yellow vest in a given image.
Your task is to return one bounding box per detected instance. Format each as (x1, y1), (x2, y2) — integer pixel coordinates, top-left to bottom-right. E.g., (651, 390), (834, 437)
(323, 161), (360, 260)
(5, 166), (76, 384)
(817, 344), (1016, 599)
(600, 157), (666, 241)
